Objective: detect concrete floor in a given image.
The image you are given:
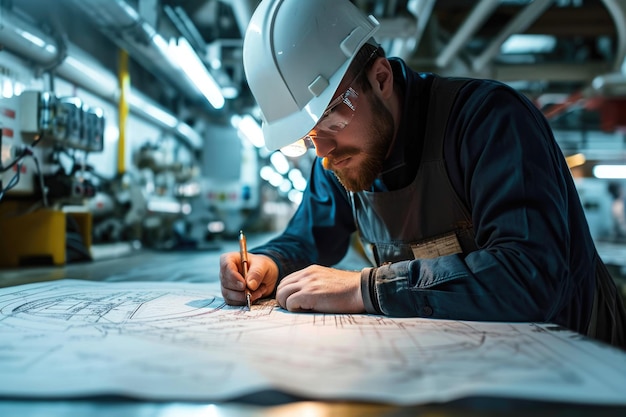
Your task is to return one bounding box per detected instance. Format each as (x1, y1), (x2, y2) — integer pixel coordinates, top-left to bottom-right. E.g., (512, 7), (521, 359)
(0, 232), (371, 288)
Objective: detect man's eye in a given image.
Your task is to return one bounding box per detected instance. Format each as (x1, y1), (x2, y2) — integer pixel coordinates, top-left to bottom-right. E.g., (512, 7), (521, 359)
(321, 107), (336, 119)
(317, 118), (346, 132)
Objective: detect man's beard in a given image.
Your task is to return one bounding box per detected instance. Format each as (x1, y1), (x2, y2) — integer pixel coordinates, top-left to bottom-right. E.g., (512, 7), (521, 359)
(325, 93), (394, 192)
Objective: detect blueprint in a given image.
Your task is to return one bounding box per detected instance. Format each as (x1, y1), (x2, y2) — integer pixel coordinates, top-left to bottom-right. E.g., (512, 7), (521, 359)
(0, 279), (626, 405)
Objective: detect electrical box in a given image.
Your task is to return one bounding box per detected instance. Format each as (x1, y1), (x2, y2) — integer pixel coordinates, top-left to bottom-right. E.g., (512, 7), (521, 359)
(0, 91), (106, 198)
(0, 95), (37, 195)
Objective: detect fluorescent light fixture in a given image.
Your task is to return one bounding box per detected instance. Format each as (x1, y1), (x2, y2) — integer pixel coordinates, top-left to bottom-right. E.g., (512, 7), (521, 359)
(235, 114), (265, 148)
(593, 165), (626, 179)
(501, 34), (556, 54)
(152, 33), (170, 53)
(169, 37), (225, 109)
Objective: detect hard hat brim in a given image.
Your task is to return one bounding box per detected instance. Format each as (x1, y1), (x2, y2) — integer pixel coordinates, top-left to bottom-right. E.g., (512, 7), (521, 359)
(261, 58), (353, 152)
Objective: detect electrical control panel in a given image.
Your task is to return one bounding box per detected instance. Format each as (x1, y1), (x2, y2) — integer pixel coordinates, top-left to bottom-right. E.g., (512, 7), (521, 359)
(0, 91), (106, 198)
(0, 96), (37, 195)
(18, 91), (106, 152)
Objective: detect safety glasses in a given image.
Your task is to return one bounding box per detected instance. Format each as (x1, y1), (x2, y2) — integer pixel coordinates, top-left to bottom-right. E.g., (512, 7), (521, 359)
(280, 86), (360, 157)
(280, 48), (378, 157)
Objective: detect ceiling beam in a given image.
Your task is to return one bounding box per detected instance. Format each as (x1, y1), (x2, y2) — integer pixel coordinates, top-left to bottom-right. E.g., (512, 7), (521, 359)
(435, 0), (500, 68)
(472, 0), (554, 72)
(493, 62), (613, 83)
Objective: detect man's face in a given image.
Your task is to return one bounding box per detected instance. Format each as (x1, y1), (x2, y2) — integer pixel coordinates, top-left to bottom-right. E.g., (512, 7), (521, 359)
(317, 86), (395, 192)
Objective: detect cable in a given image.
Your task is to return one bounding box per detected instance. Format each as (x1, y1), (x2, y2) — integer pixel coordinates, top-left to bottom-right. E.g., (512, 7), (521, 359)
(0, 162), (22, 202)
(0, 145), (49, 206)
(31, 152), (49, 207)
(1, 146), (28, 173)
(0, 134), (42, 173)
(0, 130), (50, 204)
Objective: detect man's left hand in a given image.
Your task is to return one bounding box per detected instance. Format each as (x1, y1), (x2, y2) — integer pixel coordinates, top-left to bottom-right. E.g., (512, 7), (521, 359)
(275, 265), (365, 313)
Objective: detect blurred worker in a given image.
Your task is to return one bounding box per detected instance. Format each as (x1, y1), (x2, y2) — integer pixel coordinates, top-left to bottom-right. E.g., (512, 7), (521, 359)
(608, 181), (626, 240)
(219, 0), (625, 349)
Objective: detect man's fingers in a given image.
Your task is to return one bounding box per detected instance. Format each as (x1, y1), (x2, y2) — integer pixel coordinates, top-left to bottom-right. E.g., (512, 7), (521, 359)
(274, 266), (364, 313)
(276, 280), (308, 311)
(221, 286), (247, 305)
(219, 253), (248, 305)
(219, 255), (246, 289)
(219, 252), (280, 307)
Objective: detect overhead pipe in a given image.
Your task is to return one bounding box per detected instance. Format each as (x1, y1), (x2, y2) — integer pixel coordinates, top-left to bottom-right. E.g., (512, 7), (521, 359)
(68, 0), (232, 109)
(0, 8), (64, 65)
(374, 17), (418, 39)
(222, 0), (258, 37)
(378, 0), (438, 61)
(549, 0), (626, 116)
(67, 0), (208, 105)
(543, 0), (626, 123)
(601, 0), (626, 73)
(407, 0), (437, 53)
(435, 0), (500, 69)
(0, 7), (117, 99)
(472, 0), (554, 73)
(591, 0), (626, 97)
(0, 4), (202, 149)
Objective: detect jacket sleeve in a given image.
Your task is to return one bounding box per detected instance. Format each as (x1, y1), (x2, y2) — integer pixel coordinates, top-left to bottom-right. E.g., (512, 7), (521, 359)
(362, 84), (581, 323)
(251, 158), (357, 279)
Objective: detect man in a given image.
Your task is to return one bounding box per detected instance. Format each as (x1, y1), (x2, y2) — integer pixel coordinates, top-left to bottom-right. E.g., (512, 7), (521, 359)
(219, 0), (626, 349)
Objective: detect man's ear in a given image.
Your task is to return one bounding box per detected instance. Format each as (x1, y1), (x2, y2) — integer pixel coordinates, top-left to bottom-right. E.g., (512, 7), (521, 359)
(367, 57), (394, 99)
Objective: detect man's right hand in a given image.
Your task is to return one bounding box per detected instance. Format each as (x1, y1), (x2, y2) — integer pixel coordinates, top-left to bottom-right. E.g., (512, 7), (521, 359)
(219, 252), (279, 305)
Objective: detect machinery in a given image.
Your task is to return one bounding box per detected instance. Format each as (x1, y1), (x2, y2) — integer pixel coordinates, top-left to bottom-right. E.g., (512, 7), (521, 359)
(0, 90), (104, 203)
(0, 90), (105, 266)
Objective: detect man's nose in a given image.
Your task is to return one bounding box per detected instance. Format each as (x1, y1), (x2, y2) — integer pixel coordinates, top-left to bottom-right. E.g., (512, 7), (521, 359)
(310, 136), (336, 158)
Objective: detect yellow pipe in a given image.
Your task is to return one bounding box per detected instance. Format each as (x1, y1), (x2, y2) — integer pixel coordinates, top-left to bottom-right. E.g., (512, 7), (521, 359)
(117, 49), (130, 174)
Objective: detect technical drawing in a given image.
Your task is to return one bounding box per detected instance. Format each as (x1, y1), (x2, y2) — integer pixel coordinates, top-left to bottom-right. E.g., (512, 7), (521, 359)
(0, 279), (625, 404)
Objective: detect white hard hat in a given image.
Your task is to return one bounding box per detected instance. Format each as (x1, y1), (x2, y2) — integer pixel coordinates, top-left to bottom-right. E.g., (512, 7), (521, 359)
(243, 0), (379, 151)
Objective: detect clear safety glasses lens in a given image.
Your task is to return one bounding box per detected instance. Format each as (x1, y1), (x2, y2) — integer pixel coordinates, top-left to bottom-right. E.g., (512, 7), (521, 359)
(316, 87), (358, 132)
(280, 87), (359, 157)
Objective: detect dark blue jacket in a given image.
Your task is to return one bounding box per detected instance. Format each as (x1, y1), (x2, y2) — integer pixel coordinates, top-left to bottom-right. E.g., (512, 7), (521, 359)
(252, 58), (600, 336)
